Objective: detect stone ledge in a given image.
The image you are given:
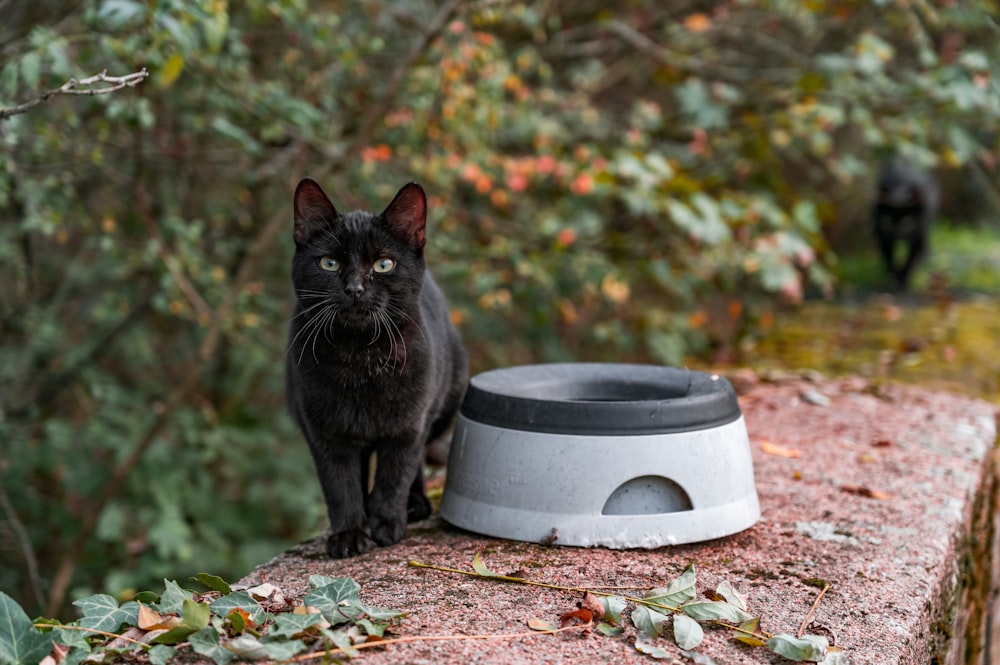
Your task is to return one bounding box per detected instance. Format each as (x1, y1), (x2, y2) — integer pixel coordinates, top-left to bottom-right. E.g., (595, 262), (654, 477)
(243, 374), (998, 664)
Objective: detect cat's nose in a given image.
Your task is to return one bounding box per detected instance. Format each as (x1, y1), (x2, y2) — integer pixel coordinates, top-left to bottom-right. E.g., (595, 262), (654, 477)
(344, 278), (365, 298)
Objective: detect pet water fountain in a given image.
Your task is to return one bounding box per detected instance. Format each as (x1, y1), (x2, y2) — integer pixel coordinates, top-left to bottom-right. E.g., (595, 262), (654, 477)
(438, 363), (760, 548)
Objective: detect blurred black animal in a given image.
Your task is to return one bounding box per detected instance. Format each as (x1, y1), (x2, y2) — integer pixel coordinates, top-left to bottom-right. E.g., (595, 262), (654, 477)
(872, 161), (939, 290)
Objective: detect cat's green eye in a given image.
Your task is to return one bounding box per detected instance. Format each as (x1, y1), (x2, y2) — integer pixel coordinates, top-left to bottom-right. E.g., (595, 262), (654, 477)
(319, 257), (340, 272)
(374, 258), (395, 273)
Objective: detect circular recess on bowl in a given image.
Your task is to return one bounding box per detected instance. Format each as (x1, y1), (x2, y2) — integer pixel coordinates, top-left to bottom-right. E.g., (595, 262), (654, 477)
(459, 362), (741, 436)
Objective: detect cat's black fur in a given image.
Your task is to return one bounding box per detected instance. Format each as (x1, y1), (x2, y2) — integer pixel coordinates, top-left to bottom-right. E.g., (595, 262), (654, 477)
(872, 161), (939, 290)
(286, 178), (468, 558)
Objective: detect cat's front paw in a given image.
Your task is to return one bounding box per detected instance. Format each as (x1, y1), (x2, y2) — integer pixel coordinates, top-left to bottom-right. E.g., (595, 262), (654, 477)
(369, 514), (407, 547)
(326, 528), (376, 559)
(406, 492), (432, 523)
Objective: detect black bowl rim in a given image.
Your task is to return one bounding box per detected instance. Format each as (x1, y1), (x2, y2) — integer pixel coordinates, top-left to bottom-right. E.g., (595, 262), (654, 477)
(460, 363), (741, 436)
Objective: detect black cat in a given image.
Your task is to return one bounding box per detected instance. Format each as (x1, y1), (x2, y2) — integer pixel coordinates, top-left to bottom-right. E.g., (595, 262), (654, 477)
(872, 161), (939, 290)
(286, 178), (468, 558)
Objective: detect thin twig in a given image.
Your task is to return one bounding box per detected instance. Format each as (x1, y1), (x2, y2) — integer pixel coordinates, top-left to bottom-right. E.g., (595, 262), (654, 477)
(797, 582), (830, 638)
(287, 622), (592, 663)
(0, 68), (149, 120)
(31, 623), (150, 648)
(0, 483), (45, 610)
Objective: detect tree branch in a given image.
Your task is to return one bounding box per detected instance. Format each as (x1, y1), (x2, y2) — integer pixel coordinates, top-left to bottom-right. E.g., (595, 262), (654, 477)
(0, 482), (45, 611)
(0, 68), (149, 121)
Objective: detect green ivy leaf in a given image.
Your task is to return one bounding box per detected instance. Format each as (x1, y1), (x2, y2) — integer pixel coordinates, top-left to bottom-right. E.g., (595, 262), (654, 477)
(355, 618), (385, 637)
(766, 633), (829, 661)
(308, 576), (360, 597)
(267, 613), (322, 639)
(318, 627), (359, 657)
(259, 638), (307, 660)
(680, 600), (754, 624)
(0, 592), (53, 665)
(644, 564), (696, 610)
(189, 627), (233, 665)
(134, 591), (160, 606)
(209, 592), (266, 625)
(52, 626), (89, 650)
(672, 613), (704, 650)
(157, 580), (192, 614)
(72, 595), (139, 633)
(303, 579), (363, 626)
(146, 644), (174, 665)
(224, 635), (269, 660)
(190, 573), (232, 596)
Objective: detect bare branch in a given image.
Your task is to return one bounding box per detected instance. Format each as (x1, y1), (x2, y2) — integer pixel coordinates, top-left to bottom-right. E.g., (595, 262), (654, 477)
(0, 68), (149, 121)
(0, 482), (45, 611)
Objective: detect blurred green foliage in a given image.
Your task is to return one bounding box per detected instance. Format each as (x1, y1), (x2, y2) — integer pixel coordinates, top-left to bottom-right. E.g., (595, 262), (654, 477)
(1, 0), (998, 618)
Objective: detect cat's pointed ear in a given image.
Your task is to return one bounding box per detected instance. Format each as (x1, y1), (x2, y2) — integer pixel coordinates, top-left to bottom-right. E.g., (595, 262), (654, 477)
(293, 178), (338, 245)
(382, 182), (427, 249)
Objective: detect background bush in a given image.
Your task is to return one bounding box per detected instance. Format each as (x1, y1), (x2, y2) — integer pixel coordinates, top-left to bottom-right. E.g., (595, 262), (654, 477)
(1, 0), (998, 618)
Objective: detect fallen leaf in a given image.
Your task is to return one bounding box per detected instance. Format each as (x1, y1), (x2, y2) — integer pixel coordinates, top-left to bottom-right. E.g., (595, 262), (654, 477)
(578, 592), (605, 620)
(247, 582), (283, 605)
(759, 440), (801, 458)
(800, 388), (831, 407)
(137, 604), (180, 631)
(471, 551), (500, 578)
(840, 484), (891, 500)
(527, 618), (557, 632)
(559, 608), (593, 628)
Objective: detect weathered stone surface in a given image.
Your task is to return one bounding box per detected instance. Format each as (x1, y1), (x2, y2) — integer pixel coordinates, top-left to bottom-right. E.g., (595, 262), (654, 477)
(241, 374), (998, 664)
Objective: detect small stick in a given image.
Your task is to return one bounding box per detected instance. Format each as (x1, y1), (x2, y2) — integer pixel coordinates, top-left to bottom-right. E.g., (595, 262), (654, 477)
(797, 582), (830, 638)
(0, 68), (149, 120)
(287, 622), (593, 662)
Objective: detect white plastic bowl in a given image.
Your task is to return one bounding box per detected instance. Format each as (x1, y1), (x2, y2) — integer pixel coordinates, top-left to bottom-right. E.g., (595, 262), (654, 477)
(439, 363), (760, 548)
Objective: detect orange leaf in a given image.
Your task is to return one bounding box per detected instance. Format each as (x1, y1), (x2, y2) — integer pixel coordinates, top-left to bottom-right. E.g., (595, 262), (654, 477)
(841, 484), (891, 500)
(684, 13), (712, 32)
(559, 608), (593, 627)
(759, 440), (801, 458)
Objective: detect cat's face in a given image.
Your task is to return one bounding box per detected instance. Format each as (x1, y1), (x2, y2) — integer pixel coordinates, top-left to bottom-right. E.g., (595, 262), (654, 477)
(291, 179), (427, 331)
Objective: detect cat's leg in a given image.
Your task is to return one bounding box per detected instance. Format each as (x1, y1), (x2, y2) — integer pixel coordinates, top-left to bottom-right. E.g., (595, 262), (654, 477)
(367, 438), (423, 546)
(406, 465), (432, 523)
(874, 213), (897, 287)
(897, 229), (927, 291)
(310, 444), (374, 558)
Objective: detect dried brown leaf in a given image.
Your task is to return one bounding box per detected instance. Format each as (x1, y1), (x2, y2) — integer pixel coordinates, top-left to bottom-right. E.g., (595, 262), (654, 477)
(759, 440), (801, 458)
(578, 592), (605, 620)
(840, 484), (891, 500)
